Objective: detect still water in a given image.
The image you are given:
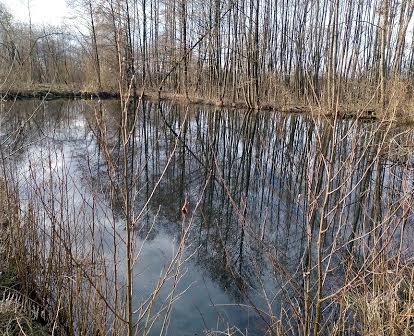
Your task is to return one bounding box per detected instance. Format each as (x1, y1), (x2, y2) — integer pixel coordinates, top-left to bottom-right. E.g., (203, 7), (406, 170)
(1, 99), (413, 335)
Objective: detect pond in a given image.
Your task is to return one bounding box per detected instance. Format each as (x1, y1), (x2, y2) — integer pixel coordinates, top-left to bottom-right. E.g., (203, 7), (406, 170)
(1, 99), (413, 335)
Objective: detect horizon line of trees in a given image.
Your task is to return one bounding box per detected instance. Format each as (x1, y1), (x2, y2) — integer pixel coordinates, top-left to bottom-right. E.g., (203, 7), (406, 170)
(0, 0), (413, 109)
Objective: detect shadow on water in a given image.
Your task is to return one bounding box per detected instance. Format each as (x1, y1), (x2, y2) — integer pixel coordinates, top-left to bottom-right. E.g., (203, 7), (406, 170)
(1, 99), (414, 335)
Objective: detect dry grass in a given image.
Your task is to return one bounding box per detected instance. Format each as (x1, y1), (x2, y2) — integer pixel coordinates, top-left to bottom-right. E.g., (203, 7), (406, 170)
(344, 263), (414, 336)
(0, 300), (49, 336)
(0, 181), (50, 336)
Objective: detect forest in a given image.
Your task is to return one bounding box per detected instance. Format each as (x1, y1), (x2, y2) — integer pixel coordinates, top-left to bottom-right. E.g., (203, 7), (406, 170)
(0, 0), (413, 111)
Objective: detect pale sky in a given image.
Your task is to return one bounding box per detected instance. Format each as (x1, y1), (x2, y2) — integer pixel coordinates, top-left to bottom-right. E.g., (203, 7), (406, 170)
(0, 0), (69, 26)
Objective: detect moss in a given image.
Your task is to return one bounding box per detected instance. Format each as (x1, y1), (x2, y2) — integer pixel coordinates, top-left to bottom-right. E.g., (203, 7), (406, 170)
(0, 266), (50, 335)
(0, 267), (19, 291)
(0, 308), (50, 335)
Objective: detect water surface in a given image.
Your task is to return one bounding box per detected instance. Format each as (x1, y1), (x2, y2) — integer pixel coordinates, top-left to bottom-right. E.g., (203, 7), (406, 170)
(1, 99), (413, 335)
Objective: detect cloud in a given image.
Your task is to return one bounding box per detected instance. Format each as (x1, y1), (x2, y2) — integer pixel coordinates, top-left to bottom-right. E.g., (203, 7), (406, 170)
(0, 0), (68, 26)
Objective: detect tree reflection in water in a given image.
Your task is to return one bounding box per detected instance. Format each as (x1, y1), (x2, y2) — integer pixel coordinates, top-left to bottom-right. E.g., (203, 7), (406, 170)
(1, 99), (414, 335)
